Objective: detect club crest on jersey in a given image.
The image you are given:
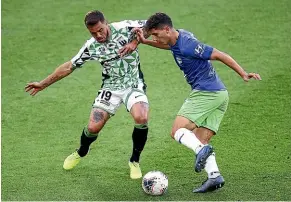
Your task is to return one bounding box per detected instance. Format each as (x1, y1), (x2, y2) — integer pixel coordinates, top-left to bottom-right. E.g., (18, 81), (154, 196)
(117, 36), (127, 46)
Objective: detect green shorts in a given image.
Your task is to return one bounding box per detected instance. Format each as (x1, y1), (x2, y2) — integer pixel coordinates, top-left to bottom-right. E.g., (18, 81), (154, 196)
(177, 90), (229, 133)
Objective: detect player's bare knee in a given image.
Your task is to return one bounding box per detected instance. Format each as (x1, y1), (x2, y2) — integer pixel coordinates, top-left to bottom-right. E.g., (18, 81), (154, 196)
(131, 103), (149, 124)
(134, 114), (148, 125)
(131, 102), (149, 124)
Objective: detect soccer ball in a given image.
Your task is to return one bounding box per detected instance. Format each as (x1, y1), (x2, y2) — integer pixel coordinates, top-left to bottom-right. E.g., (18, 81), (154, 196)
(142, 171), (168, 196)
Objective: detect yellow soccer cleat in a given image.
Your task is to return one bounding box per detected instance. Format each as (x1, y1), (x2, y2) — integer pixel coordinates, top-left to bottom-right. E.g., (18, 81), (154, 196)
(128, 161), (142, 179)
(63, 151), (81, 170)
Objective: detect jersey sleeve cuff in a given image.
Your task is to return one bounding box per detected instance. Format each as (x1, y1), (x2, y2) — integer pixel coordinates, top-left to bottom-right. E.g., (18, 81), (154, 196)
(203, 45), (213, 60)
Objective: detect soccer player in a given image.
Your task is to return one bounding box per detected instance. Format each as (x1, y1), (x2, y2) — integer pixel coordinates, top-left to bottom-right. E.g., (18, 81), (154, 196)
(25, 10), (150, 179)
(132, 12), (261, 192)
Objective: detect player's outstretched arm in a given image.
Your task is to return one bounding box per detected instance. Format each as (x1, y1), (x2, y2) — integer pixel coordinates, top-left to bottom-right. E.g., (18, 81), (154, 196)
(210, 48), (261, 82)
(119, 28), (169, 57)
(136, 28), (170, 50)
(139, 38), (170, 50)
(25, 61), (74, 96)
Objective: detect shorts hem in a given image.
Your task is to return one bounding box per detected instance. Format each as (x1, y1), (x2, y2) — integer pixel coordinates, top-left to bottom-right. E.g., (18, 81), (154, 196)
(200, 125), (218, 134)
(176, 114), (201, 128)
(92, 106), (115, 116)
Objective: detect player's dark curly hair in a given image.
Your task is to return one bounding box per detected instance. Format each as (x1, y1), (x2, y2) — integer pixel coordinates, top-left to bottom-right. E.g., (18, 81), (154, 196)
(145, 12), (173, 32)
(84, 10), (105, 26)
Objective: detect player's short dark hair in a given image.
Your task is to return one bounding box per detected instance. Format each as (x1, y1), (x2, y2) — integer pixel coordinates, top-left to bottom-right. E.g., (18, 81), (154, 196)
(145, 12), (173, 32)
(84, 10), (105, 26)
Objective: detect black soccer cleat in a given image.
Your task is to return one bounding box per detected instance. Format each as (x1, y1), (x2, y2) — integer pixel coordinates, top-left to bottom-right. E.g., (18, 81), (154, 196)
(193, 175), (225, 193)
(195, 145), (214, 172)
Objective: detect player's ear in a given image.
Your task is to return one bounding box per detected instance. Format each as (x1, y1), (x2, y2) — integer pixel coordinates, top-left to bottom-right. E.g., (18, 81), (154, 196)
(165, 26), (170, 34)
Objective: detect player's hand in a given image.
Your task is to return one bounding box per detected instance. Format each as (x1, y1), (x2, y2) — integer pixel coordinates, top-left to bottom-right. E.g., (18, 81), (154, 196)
(118, 40), (138, 57)
(134, 28), (146, 44)
(25, 82), (45, 96)
(242, 73), (262, 82)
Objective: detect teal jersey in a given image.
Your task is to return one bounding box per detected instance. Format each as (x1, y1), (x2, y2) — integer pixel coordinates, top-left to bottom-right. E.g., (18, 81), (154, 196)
(71, 20), (146, 90)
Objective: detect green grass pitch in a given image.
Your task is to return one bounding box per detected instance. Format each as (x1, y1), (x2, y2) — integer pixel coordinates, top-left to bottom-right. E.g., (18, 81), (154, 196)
(2, 0), (291, 200)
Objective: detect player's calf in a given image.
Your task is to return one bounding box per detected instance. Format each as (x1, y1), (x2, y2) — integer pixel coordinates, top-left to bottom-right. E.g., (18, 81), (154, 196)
(130, 102), (149, 163)
(63, 127), (98, 170)
(130, 123), (148, 163)
(76, 108), (109, 157)
(77, 127), (98, 157)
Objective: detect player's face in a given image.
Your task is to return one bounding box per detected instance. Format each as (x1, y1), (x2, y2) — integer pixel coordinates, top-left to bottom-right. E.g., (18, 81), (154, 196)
(150, 27), (171, 45)
(87, 21), (109, 43)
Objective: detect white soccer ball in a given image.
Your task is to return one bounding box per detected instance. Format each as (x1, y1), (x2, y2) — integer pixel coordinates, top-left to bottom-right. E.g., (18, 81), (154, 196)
(142, 171), (168, 196)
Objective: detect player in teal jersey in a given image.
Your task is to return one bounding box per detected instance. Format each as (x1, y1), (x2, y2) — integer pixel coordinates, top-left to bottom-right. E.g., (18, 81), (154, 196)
(126, 12), (261, 192)
(25, 10), (150, 179)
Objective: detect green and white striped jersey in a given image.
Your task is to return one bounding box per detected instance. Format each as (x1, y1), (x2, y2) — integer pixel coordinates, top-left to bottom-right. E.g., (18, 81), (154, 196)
(71, 20), (146, 90)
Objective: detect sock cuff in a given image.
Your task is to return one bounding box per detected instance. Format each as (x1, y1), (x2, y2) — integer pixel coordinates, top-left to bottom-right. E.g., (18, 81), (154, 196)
(134, 123), (148, 129)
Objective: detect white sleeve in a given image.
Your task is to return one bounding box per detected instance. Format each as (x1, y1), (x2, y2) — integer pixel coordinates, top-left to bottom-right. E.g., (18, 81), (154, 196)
(70, 38), (95, 68)
(111, 20), (147, 31)
(123, 20), (147, 30)
(120, 20), (147, 42)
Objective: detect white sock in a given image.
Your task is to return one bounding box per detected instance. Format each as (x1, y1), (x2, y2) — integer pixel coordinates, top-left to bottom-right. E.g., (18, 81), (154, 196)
(174, 128), (204, 154)
(204, 152), (220, 178)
